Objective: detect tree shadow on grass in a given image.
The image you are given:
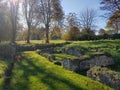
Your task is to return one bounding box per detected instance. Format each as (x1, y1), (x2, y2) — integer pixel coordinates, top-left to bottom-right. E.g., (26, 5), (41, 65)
(10, 57), (85, 90)
(2, 62), (15, 90)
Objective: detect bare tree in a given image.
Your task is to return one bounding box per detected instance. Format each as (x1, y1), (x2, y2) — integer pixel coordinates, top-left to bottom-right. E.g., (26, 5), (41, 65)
(100, 0), (120, 34)
(79, 9), (97, 40)
(66, 13), (80, 28)
(100, 0), (120, 13)
(80, 8), (97, 30)
(35, 0), (63, 43)
(22, 0), (38, 43)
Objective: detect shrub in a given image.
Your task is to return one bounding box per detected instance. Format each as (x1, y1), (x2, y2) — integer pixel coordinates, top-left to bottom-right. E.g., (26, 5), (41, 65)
(63, 26), (80, 41)
(0, 43), (16, 59)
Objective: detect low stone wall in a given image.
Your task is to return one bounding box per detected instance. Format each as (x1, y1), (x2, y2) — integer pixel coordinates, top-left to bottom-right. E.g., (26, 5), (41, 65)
(62, 55), (115, 71)
(87, 67), (120, 90)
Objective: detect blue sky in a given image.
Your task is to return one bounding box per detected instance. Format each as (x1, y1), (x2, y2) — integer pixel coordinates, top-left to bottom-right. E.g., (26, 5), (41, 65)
(61, 0), (107, 30)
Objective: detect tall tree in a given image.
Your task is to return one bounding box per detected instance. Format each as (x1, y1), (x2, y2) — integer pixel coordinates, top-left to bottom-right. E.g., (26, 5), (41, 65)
(100, 0), (120, 14)
(52, 0), (64, 25)
(66, 13), (80, 28)
(0, 8), (12, 42)
(22, 0), (38, 43)
(79, 8), (96, 40)
(106, 11), (120, 33)
(100, 0), (120, 34)
(80, 8), (97, 30)
(35, 0), (64, 43)
(9, 0), (20, 44)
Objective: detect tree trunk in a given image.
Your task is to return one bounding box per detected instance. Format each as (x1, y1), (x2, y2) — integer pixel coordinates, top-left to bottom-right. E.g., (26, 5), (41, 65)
(11, 16), (16, 44)
(11, 29), (16, 44)
(27, 26), (30, 44)
(10, 3), (18, 44)
(115, 22), (119, 34)
(45, 24), (49, 43)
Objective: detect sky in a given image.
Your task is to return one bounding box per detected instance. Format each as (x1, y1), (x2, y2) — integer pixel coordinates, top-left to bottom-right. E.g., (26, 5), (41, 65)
(61, 0), (107, 30)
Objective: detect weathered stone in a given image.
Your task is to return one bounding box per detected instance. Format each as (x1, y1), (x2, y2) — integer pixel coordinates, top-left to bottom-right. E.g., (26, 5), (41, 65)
(62, 58), (80, 71)
(87, 67), (120, 90)
(62, 55), (115, 71)
(62, 47), (81, 56)
(79, 55), (114, 70)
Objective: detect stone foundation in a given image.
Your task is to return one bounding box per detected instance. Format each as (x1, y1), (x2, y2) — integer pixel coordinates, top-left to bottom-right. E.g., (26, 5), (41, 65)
(62, 55), (114, 71)
(87, 67), (120, 90)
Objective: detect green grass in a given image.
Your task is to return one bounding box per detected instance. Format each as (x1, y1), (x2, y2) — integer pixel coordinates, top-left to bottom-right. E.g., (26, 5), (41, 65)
(54, 53), (78, 61)
(53, 54), (92, 62)
(9, 52), (112, 90)
(64, 40), (120, 58)
(69, 40), (120, 49)
(60, 40), (120, 72)
(0, 40), (119, 90)
(17, 40), (66, 45)
(0, 58), (10, 90)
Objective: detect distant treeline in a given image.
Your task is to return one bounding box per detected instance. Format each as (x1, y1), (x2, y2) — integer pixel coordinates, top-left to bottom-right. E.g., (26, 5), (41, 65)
(96, 34), (120, 40)
(64, 33), (120, 41)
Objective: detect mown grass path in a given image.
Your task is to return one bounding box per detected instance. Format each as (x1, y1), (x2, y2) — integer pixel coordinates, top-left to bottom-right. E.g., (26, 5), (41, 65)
(8, 51), (112, 90)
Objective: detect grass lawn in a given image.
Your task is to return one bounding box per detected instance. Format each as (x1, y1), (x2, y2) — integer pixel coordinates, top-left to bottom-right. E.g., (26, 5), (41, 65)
(53, 53), (78, 62)
(9, 52), (112, 90)
(17, 40), (66, 45)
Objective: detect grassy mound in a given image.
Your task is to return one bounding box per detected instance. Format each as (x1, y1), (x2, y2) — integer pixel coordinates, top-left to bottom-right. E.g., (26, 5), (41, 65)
(9, 52), (112, 90)
(63, 40), (120, 64)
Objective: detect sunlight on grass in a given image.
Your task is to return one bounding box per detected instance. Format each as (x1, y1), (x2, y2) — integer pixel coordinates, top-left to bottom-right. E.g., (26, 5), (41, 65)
(54, 53), (77, 61)
(17, 40), (66, 45)
(0, 59), (9, 90)
(64, 40), (120, 60)
(10, 51), (113, 90)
